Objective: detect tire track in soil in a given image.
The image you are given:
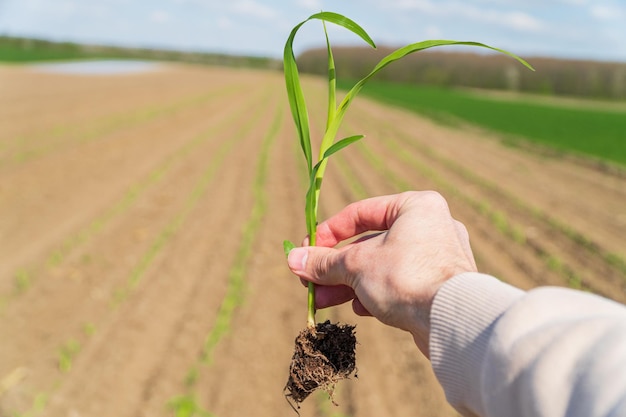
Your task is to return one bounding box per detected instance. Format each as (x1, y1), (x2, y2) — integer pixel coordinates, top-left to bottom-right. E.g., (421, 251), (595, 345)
(0, 78), (278, 416)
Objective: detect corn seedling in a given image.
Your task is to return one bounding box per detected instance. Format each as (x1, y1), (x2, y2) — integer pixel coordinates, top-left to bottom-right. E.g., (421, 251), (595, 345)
(168, 396), (213, 417)
(58, 339), (81, 373)
(283, 10), (532, 407)
(82, 322), (96, 337)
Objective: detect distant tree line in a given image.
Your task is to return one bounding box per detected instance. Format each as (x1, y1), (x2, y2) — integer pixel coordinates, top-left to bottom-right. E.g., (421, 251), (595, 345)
(0, 36), (281, 70)
(297, 46), (626, 100)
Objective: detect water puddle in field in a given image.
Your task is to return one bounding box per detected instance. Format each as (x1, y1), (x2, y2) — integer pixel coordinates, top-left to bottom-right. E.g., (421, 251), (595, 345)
(29, 60), (164, 75)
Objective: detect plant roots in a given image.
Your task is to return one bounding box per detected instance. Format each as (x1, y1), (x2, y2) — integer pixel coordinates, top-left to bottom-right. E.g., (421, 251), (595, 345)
(284, 320), (357, 408)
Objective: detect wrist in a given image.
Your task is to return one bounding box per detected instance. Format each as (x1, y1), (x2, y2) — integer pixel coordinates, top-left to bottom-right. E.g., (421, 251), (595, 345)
(406, 295), (437, 358)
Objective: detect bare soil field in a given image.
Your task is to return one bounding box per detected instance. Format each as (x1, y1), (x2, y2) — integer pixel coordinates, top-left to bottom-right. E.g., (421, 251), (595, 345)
(0, 63), (624, 417)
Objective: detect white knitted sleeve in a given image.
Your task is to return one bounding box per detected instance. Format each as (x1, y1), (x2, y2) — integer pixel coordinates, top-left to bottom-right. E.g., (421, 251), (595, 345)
(430, 273), (626, 417)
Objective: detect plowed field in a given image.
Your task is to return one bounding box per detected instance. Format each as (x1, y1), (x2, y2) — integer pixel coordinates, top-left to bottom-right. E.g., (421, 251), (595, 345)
(1, 63), (624, 417)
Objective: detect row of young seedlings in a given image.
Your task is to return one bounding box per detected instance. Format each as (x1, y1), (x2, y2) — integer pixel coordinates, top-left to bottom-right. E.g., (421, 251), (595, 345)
(0, 85), (261, 313)
(4, 88), (274, 417)
(168, 106), (284, 417)
(111, 88), (277, 303)
(352, 103), (626, 292)
(5, 83), (244, 167)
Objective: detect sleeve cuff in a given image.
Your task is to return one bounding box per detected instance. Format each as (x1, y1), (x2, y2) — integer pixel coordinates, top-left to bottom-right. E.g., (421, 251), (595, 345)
(429, 273), (525, 416)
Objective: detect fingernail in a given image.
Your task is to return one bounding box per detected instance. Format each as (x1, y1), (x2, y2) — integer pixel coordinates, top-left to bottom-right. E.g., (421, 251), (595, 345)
(288, 248), (308, 272)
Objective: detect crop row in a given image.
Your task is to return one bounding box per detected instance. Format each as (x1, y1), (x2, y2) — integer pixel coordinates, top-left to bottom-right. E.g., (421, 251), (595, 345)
(168, 104), (284, 417)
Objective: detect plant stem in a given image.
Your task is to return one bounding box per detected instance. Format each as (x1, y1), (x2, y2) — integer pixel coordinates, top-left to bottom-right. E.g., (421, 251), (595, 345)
(307, 282), (316, 328)
(307, 230), (317, 327)
(306, 21), (335, 329)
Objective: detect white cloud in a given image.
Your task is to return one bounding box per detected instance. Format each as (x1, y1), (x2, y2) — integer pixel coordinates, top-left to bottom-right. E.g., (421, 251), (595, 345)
(217, 16), (233, 29)
(501, 11), (543, 31)
(297, 0), (322, 10)
(22, 0), (111, 18)
(393, 0), (438, 13)
(150, 10), (170, 23)
(231, 0), (277, 19)
(591, 5), (625, 20)
(389, 0), (544, 33)
(425, 25), (442, 38)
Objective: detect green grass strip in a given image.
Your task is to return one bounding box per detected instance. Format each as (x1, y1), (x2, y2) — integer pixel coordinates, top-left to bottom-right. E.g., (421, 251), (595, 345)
(339, 79), (626, 167)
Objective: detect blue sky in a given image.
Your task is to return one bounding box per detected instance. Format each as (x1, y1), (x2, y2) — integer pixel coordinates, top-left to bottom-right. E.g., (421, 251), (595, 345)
(1, 0), (625, 62)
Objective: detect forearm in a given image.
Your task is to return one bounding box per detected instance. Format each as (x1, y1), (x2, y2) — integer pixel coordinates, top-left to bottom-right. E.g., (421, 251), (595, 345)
(429, 273), (524, 416)
(430, 273), (626, 417)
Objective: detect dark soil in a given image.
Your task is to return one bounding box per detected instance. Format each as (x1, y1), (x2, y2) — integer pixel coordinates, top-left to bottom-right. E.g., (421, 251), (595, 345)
(284, 320), (357, 408)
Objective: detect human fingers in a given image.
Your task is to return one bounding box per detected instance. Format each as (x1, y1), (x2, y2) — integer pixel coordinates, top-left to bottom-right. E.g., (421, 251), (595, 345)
(315, 193), (413, 247)
(352, 298), (372, 317)
(313, 283), (373, 317)
(295, 234), (380, 286)
(315, 285), (356, 309)
(287, 246), (351, 287)
(454, 220), (477, 271)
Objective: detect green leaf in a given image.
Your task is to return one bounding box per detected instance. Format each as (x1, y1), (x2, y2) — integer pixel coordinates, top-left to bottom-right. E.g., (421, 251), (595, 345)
(322, 135), (364, 159)
(284, 20), (313, 173)
(283, 12), (374, 174)
(304, 177), (319, 241)
(332, 40), (534, 139)
(323, 20), (336, 132)
(283, 240), (296, 258)
(309, 12), (376, 49)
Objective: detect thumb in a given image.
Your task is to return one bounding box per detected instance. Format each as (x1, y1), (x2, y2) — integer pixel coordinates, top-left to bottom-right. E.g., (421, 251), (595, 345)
(287, 246), (348, 286)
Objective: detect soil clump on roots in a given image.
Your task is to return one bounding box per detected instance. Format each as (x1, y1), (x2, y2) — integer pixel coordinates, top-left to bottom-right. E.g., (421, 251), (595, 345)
(284, 320), (357, 408)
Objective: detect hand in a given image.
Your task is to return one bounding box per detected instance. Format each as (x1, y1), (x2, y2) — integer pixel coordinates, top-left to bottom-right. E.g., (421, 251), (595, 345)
(287, 191), (477, 356)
